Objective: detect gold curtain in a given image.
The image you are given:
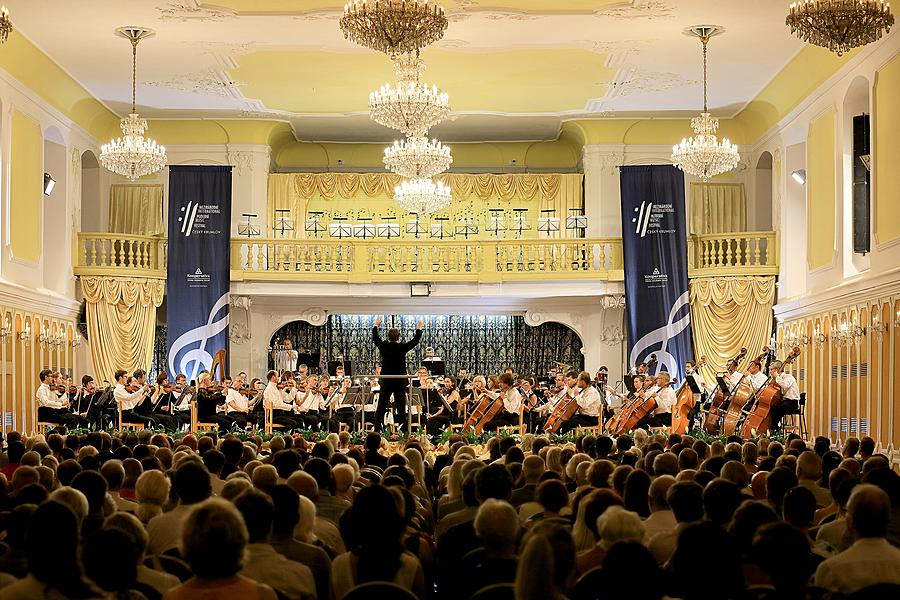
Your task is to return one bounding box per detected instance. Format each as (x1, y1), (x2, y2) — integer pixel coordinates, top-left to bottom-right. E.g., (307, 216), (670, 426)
(689, 276), (776, 383)
(81, 276), (165, 382)
(691, 183), (747, 234)
(109, 184), (164, 236)
(268, 172), (583, 239)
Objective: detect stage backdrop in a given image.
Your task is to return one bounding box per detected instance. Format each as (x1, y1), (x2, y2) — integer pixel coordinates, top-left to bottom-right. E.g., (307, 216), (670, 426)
(620, 165), (693, 381)
(270, 315), (584, 377)
(166, 166), (232, 382)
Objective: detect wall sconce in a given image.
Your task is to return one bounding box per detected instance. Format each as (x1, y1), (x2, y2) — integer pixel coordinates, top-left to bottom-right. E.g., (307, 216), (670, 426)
(43, 172), (56, 196)
(17, 322), (31, 344)
(814, 330), (827, 346)
(70, 332), (82, 348)
(895, 309), (900, 329)
(791, 169), (807, 185)
(799, 334), (811, 346)
(38, 322), (52, 348)
(0, 316), (10, 341)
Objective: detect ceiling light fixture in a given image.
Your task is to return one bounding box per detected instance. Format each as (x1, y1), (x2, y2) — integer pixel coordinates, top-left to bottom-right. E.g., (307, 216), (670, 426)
(671, 26), (740, 181)
(384, 135), (452, 178)
(340, 0), (448, 56)
(0, 5), (11, 44)
(394, 178), (451, 215)
(100, 27), (167, 181)
(786, 0), (894, 56)
(370, 54), (450, 137)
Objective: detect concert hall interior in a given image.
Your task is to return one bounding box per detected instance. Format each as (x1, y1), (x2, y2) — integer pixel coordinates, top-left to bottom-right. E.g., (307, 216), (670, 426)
(1, 1), (900, 598)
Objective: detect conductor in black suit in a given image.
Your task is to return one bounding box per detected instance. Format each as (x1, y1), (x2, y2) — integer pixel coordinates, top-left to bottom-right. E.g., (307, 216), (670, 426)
(372, 315), (423, 432)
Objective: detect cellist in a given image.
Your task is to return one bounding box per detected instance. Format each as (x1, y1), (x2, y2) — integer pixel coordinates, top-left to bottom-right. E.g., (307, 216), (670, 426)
(767, 360), (801, 433)
(558, 371), (604, 434)
(533, 372), (573, 431)
(637, 372), (676, 429)
(683, 360), (714, 431)
(484, 373), (523, 431)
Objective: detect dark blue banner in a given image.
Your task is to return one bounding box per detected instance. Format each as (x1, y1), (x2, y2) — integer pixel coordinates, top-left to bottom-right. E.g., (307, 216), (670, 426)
(619, 165), (693, 381)
(166, 166), (232, 381)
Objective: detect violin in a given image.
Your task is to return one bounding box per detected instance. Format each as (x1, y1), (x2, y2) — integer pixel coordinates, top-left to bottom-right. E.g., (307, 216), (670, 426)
(52, 385), (82, 394)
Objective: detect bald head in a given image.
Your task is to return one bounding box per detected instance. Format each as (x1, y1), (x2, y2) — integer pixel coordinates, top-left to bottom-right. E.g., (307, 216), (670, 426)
(848, 483), (891, 539)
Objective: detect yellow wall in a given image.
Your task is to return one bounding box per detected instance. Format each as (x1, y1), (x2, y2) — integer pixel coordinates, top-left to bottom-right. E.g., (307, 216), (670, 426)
(874, 53), (900, 245)
(807, 109), (837, 271)
(10, 111), (42, 263)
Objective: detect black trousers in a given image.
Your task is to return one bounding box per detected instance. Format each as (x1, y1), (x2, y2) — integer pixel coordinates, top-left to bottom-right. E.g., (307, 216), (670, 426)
(121, 410), (155, 427)
(559, 413), (598, 434)
(297, 411), (320, 431)
(376, 379), (408, 431)
(770, 399), (800, 432)
(272, 409), (299, 430)
(637, 413), (671, 430)
(330, 408), (356, 431)
(38, 406), (79, 429)
(485, 411), (518, 431)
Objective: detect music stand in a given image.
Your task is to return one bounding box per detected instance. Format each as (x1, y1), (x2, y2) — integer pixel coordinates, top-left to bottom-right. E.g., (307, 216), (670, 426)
(328, 360), (352, 377)
(377, 218), (401, 239)
(430, 217), (450, 239)
(624, 375), (636, 393)
(305, 212), (326, 238)
(715, 375), (733, 397)
(274, 209), (294, 237)
(512, 208), (529, 238)
(342, 385), (368, 432)
(566, 208), (588, 236)
(406, 216), (423, 239)
(329, 220), (353, 239)
(423, 358), (446, 376)
(455, 217), (478, 271)
(238, 213), (260, 238)
(537, 211), (560, 239)
(686, 375), (702, 394)
(353, 219), (376, 239)
(488, 209), (506, 237)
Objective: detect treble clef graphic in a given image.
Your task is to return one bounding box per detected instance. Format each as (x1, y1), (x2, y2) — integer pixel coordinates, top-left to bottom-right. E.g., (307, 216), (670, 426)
(629, 291), (691, 378)
(167, 293), (230, 382)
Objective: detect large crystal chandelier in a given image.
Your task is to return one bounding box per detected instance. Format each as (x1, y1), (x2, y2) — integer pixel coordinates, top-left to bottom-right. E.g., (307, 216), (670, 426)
(340, 0), (448, 56)
(100, 27), (167, 181)
(0, 5), (12, 44)
(671, 26), (740, 181)
(394, 178), (451, 215)
(370, 54), (450, 137)
(384, 135), (452, 178)
(786, 0), (893, 56)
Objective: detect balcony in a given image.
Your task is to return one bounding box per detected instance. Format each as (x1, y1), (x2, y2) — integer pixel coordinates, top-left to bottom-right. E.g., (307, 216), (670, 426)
(74, 231), (778, 282)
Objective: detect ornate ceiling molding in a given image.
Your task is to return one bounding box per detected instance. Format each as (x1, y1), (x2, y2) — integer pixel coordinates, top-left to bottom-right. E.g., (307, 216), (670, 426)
(607, 70), (699, 97)
(144, 70), (245, 97)
(191, 40), (257, 57)
(157, 1), (237, 22)
(582, 39), (659, 54)
(595, 1), (675, 20)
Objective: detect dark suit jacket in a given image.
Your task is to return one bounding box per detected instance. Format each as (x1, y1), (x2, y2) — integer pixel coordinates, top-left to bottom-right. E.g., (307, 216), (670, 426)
(372, 327), (423, 375)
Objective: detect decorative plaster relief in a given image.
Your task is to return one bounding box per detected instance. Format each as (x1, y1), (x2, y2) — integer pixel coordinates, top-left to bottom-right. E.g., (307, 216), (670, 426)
(595, 1), (675, 20)
(144, 70), (244, 97)
(157, 1), (237, 22)
(608, 70), (699, 96)
(191, 40), (257, 56)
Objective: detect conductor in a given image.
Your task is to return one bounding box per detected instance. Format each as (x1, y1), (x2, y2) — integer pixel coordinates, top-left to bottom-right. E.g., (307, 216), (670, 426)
(372, 316), (424, 432)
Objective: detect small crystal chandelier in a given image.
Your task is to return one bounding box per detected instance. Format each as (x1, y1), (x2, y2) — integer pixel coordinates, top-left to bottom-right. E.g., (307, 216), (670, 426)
(0, 5), (12, 44)
(671, 26), (740, 181)
(370, 54), (450, 137)
(394, 178), (451, 215)
(786, 0), (894, 56)
(384, 135), (452, 178)
(100, 27), (167, 181)
(340, 0), (448, 56)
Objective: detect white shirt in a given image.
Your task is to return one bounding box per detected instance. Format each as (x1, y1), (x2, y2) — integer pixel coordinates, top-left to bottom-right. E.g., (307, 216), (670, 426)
(330, 389), (351, 410)
(576, 385), (603, 417)
(274, 348), (299, 374)
(654, 385), (676, 415)
(775, 372), (801, 400)
(174, 391), (192, 411)
(814, 537), (900, 594)
(501, 387), (523, 415)
(685, 371), (714, 394)
(114, 383), (145, 411)
(296, 389), (319, 412)
(36, 383), (65, 409)
(263, 381), (293, 411)
(225, 388), (248, 413)
(727, 370), (744, 391)
(746, 370), (768, 393)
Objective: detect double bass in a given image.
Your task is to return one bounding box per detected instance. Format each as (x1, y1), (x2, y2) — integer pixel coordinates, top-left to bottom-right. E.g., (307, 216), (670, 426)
(722, 347), (768, 435)
(703, 347), (747, 434)
(740, 346), (801, 438)
(671, 355), (707, 435)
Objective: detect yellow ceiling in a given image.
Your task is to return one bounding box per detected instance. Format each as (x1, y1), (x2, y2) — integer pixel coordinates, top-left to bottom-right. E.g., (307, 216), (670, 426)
(211, 0), (624, 12)
(232, 48), (615, 114)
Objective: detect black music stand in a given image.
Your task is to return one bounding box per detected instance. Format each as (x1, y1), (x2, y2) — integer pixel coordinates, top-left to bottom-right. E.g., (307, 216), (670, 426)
(328, 361), (352, 377)
(624, 375), (636, 393)
(686, 375), (702, 394)
(423, 358), (446, 376)
(715, 376), (733, 397)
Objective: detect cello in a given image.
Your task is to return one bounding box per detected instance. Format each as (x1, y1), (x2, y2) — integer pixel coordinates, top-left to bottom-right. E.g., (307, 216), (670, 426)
(722, 347), (768, 435)
(462, 387), (505, 435)
(612, 386), (660, 435)
(671, 355), (707, 435)
(740, 346), (801, 438)
(703, 347), (747, 434)
(543, 387), (579, 434)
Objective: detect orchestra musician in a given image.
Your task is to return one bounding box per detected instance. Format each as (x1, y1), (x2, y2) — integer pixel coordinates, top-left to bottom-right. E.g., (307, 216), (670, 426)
(263, 370), (300, 430)
(558, 371), (604, 434)
(744, 360), (769, 394)
(292, 375), (320, 431)
(683, 360), (713, 430)
(273, 339), (299, 374)
(483, 372), (523, 431)
(328, 378), (355, 431)
(146, 373), (178, 431)
(768, 360), (801, 433)
(726, 359), (744, 391)
(638, 372), (676, 429)
(113, 369), (153, 427)
(195, 372), (231, 432)
(36, 369), (79, 428)
(425, 376), (462, 437)
(372, 316), (424, 432)
(533, 372), (571, 432)
(223, 375), (250, 429)
(168, 374), (193, 429)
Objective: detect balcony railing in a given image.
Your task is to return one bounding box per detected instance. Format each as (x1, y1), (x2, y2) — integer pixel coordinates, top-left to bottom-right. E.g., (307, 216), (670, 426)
(688, 231), (779, 278)
(74, 232), (779, 282)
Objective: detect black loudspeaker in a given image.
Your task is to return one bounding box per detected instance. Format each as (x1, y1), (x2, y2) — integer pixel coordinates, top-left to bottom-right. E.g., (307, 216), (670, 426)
(852, 114), (871, 255)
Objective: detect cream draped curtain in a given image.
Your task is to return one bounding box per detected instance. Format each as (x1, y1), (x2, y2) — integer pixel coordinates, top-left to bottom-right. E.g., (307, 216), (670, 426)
(690, 276), (776, 383)
(691, 183), (747, 234)
(268, 172), (583, 238)
(81, 276), (165, 382)
(109, 184), (164, 236)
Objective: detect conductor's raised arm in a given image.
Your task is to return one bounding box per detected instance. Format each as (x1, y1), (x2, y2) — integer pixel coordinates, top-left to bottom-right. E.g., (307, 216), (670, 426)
(403, 325), (424, 352)
(372, 324), (385, 350)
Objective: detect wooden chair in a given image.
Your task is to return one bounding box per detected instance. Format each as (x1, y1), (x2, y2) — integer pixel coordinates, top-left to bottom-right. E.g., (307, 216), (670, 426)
(263, 404), (285, 435)
(575, 413), (604, 437)
(118, 404), (144, 432)
(190, 401), (218, 434)
(36, 422), (56, 434)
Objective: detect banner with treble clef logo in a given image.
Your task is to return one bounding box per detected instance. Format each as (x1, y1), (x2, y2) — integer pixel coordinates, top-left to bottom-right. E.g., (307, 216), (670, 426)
(166, 166), (232, 382)
(619, 165), (693, 382)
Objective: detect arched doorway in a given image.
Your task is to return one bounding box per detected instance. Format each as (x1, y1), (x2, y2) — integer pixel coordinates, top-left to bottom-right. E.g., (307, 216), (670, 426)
(80, 150), (102, 231)
(754, 152), (774, 231)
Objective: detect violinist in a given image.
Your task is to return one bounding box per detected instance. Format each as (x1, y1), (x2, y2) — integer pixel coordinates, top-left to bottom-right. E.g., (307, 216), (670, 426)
(113, 369), (153, 427)
(195, 372), (231, 432)
(74, 375), (97, 419)
(425, 376), (462, 437)
(223, 375), (250, 429)
(297, 363), (309, 379)
(263, 370), (300, 430)
(519, 377), (541, 432)
(484, 372), (523, 431)
(36, 369), (79, 428)
(558, 371), (604, 434)
(328, 378), (355, 431)
(245, 377), (264, 427)
(146, 373), (178, 431)
(768, 360), (801, 433)
(294, 375), (322, 431)
(170, 374), (193, 429)
(638, 372), (676, 429)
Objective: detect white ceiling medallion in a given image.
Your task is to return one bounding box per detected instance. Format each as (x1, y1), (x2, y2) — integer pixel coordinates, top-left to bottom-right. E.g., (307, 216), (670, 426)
(157, 1), (237, 22)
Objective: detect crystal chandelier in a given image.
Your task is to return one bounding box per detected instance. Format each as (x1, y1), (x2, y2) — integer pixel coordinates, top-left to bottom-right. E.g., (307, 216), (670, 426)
(384, 135), (452, 178)
(394, 178), (451, 215)
(786, 0), (894, 56)
(671, 26), (740, 181)
(0, 6), (12, 44)
(370, 54), (450, 137)
(100, 27), (167, 181)
(340, 0), (448, 56)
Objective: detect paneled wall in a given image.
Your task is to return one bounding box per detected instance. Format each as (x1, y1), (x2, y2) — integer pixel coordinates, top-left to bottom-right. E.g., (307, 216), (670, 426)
(778, 294), (900, 451)
(0, 305), (77, 435)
